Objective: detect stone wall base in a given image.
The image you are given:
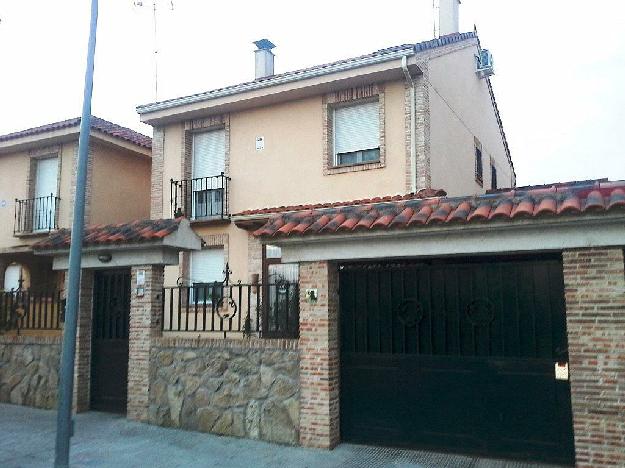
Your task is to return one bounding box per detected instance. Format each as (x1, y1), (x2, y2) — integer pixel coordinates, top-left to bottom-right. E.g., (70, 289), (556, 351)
(0, 336), (61, 409)
(148, 338), (300, 445)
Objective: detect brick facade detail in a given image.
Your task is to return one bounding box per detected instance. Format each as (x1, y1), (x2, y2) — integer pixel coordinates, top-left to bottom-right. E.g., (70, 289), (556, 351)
(72, 269), (93, 412)
(127, 264), (165, 422)
(562, 248), (625, 467)
(414, 61), (431, 190)
(298, 261), (340, 449)
(150, 126), (165, 219)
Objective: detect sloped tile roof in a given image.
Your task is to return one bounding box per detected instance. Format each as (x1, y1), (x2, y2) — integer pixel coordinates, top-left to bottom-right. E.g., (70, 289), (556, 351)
(137, 32), (478, 113)
(0, 116), (151, 149)
(253, 180), (625, 238)
(234, 188), (447, 216)
(32, 218), (180, 250)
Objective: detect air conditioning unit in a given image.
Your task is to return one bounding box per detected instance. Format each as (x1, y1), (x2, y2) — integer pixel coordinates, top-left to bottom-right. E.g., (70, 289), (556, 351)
(476, 49), (495, 78)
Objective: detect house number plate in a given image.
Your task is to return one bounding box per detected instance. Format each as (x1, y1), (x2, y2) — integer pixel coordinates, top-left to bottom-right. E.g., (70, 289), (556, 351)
(555, 362), (569, 381)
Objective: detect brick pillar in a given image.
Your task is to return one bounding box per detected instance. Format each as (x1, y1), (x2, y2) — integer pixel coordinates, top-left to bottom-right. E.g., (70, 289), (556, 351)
(298, 261), (340, 449)
(71, 269), (93, 413)
(562, 248), (625, 467)
(127, 265), (164, 422)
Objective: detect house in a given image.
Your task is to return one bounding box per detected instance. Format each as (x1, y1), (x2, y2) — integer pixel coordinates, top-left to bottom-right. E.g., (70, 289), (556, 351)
(1, 3), (623, 467)
(0, 116), (151, 318)
(136, 30), (514, 307)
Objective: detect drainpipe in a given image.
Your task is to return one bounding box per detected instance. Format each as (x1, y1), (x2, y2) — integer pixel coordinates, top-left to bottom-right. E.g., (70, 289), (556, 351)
(402, 55), (417, 193)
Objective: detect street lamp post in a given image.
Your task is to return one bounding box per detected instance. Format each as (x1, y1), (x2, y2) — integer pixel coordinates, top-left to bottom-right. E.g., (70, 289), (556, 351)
(54, 0), (99, 466)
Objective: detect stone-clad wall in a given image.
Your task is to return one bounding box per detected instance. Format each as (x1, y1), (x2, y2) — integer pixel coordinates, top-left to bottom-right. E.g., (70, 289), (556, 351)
(0, 335), (61, 409)
(149, 337), (299, 445)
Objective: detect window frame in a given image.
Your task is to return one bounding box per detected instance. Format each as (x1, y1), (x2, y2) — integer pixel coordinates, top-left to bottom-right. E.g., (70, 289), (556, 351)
(490, 161), (498, 190)
(323, 84), (386, 175)
(474, 139), (484, 187)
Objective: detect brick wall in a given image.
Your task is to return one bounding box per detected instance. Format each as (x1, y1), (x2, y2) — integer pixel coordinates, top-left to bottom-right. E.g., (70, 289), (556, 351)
(414, 61), (431, 190)
(127, 265), (164, 422)
(72, 269), (93, 412)
(562, 248), (625, 467)
(298, 261), (340, 449)
(150, 127), (165, 219)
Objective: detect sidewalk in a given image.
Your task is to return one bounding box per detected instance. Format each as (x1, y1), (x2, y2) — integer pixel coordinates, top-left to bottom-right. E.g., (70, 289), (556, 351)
(0, 404), (565, 468)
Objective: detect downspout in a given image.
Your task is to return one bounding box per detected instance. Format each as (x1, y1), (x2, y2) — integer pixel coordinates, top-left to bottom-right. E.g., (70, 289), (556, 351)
(401, 55), (417, 193)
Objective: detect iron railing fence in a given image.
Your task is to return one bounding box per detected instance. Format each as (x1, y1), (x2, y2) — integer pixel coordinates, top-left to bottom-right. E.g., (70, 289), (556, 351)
(170, 174), (230, 220)
(162, 281), (299, 338)
(0, 289), (65, 332)
(14, 194), (60, 235)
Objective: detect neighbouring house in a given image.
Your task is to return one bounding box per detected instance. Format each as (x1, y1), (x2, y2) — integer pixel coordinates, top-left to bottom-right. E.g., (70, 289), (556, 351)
(0, 116), (151, 402)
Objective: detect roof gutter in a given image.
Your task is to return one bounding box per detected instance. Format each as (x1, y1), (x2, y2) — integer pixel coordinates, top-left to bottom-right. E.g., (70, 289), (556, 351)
(137, 46), (416, 115)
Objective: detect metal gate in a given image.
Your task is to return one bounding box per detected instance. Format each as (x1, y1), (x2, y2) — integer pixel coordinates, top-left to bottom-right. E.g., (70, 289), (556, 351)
(339, 255), (575, 465)
(90, 269), (131, 413)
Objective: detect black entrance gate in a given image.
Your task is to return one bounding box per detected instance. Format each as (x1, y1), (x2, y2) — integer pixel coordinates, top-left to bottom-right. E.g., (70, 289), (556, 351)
(339, 255), (575, 465)
(90, 269), (131, 413)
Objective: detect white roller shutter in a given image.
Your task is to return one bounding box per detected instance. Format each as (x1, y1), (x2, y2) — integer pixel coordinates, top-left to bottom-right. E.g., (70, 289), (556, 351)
(192, 130), (225, 179)
(334, 101), (380, 156)
(190, 248), (224, 284)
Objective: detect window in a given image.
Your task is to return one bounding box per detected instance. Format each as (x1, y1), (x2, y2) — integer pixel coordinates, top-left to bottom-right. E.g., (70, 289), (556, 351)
(33, 157), (59, 232)
(474, 141), (483, 186)
(491, 163), (498, 190)
(4, 264), (22, 291)
(333, 101), (380, 166)
(190, 248), (224, 303)
(192, 130), (226, 219)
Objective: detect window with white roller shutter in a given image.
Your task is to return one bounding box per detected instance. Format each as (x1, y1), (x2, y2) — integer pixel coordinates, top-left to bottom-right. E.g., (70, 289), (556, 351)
(333, 100), (380, 166)
(190, 248), (224, 303)
(191, 130), (225, 218)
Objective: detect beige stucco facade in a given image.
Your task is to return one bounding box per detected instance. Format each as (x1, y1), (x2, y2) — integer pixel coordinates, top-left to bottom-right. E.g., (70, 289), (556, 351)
(428, 43), (514, 195)
(143, 38), (515, 286)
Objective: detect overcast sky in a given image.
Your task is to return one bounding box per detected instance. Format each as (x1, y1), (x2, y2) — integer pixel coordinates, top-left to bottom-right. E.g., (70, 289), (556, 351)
(0, 0), (623, 186)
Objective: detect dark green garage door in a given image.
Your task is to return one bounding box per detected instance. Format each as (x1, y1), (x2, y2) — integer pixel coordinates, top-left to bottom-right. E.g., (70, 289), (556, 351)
(339, 255), (575, 465)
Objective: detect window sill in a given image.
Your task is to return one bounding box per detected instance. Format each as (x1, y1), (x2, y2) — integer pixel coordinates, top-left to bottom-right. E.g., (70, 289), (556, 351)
(14, 230), (57, 239)
(189, 217), (231, 227)
(325, 160), (385, 175)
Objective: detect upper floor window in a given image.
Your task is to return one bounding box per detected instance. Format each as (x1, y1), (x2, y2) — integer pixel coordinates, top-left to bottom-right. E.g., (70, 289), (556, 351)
(490, 162), (497, 190)
(333, 100), (380, 167)
(474, 139), (483, 187)
(191, 130), (226, 219)
(15, 156), (60, 235)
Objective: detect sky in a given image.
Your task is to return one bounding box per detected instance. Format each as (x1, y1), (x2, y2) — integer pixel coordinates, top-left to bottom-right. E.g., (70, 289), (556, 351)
(0, 0), (624, 186)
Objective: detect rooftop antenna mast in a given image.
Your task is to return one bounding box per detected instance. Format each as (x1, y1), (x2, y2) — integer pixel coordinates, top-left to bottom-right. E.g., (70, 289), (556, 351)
(134, 0), (174, 101)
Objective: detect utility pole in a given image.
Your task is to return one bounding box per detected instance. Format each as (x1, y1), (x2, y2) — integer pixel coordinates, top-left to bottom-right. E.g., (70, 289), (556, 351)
(54, 0), (98, 466)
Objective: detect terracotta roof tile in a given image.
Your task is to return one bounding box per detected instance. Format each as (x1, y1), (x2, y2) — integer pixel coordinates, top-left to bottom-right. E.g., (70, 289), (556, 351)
(0, 116), (151, 149)
(234, 188), (446, 217)
(253, 180), (625, 238)
(32, 218), (180, 250)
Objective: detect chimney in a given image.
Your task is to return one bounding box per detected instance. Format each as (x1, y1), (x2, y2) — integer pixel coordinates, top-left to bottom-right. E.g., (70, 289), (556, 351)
(253, 39), (276, 79)
(439, 0), (460, 36)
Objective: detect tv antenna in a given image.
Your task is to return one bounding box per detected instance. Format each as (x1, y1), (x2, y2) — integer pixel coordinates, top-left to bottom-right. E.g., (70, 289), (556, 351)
(134, 0), (174, 101)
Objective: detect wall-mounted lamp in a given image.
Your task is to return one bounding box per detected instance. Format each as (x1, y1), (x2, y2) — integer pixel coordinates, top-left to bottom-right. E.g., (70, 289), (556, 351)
(97, 253), (112, 263)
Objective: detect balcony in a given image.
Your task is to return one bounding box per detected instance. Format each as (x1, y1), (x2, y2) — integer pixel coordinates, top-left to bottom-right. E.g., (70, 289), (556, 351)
(170, 173), (230, 221)
(14, 195), (60, 235)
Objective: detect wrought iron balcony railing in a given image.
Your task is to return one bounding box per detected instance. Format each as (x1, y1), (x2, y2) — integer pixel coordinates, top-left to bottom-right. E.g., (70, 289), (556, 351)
(14, 194), (60, 235)
(170, 173), (230, 221)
